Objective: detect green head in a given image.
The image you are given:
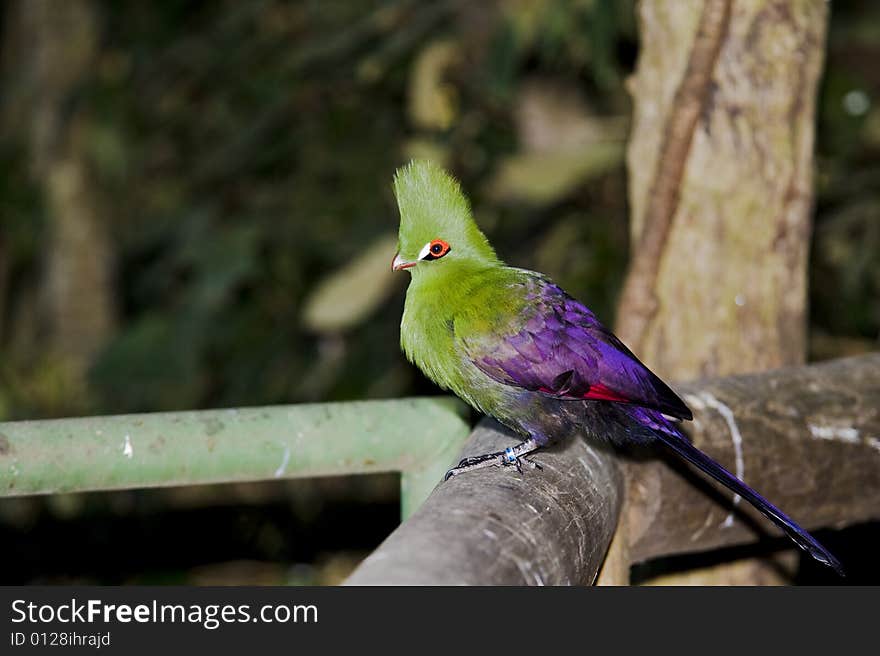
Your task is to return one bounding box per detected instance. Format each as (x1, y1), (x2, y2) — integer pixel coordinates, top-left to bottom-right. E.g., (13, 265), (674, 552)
(391, 160), (500, 278)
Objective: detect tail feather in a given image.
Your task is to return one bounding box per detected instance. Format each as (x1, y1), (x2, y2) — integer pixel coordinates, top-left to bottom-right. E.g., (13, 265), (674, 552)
(654, 430), (844, 577)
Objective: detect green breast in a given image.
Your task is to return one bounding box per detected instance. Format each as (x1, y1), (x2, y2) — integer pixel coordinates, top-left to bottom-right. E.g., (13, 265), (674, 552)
(399, 265), (530, 406)
(400, 279), (460, 393)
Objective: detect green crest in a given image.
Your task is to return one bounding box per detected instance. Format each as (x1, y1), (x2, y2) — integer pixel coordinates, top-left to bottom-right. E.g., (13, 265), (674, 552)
(393, 160), (499, 272)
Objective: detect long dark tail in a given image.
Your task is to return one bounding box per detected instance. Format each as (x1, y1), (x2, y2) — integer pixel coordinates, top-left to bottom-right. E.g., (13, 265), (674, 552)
(654, 430), (844, 576)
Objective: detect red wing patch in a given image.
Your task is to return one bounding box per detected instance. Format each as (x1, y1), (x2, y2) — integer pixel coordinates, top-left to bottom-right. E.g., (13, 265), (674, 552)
(538, 381), (630, 403)
(582, 383), (629, 402)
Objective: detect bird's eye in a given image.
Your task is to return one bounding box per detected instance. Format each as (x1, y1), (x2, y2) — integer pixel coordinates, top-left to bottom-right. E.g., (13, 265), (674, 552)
(421, 239), (451, 261)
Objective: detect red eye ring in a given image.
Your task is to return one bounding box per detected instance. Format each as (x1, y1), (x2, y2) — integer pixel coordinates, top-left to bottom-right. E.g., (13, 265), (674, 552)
(426, 239), (450, 259)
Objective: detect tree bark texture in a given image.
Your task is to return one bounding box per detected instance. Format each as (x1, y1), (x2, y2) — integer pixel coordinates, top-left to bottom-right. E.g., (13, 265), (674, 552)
(627, 354), (879, 564)
(346, 418), (623, 585)
(618, 0), (828, 380)
(614, 0), (829, 584)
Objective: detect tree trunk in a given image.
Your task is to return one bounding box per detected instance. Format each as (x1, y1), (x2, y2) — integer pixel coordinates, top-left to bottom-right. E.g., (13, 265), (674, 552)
(3, 0), (115, 385)
(612, 0), (829, 584)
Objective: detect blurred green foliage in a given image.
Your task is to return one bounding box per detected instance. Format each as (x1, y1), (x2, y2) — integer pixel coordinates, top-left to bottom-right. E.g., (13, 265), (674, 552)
(813, 3), (880, 346)
(0, 0), (641, 419)
(0, 0), (877, 418)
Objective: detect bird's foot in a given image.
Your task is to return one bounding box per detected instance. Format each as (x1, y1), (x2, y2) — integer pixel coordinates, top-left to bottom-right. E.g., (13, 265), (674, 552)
(518, 454), (543, 474)
(444, 450), (506, 480)
(444, 441), (541, 480)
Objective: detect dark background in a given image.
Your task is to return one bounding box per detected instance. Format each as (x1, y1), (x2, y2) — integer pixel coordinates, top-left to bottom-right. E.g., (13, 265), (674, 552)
(0, 1), (877, 584)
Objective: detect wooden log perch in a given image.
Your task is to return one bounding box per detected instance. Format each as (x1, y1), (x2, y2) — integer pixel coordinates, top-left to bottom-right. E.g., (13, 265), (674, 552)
(626, 353), (880, 564)
(345, 354), (880, 585)
(345, 420), (623, 585)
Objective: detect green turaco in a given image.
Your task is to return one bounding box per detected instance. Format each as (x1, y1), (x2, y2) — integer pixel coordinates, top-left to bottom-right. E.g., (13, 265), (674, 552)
(389, 159), (842, 576)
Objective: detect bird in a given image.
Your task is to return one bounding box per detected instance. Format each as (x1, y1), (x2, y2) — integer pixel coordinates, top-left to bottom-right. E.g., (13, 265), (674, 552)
(390, 159), (843, 576)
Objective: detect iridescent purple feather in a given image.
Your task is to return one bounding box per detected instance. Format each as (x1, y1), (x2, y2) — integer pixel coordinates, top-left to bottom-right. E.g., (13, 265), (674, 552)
(465, 280), (692, 421)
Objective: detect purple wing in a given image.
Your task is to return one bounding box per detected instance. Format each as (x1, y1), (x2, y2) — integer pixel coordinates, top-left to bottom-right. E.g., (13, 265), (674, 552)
(461, 277), (692, 420)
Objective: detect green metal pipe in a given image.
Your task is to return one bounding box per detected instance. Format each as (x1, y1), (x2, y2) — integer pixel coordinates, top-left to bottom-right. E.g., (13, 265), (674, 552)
(0, 397), (471, 518)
